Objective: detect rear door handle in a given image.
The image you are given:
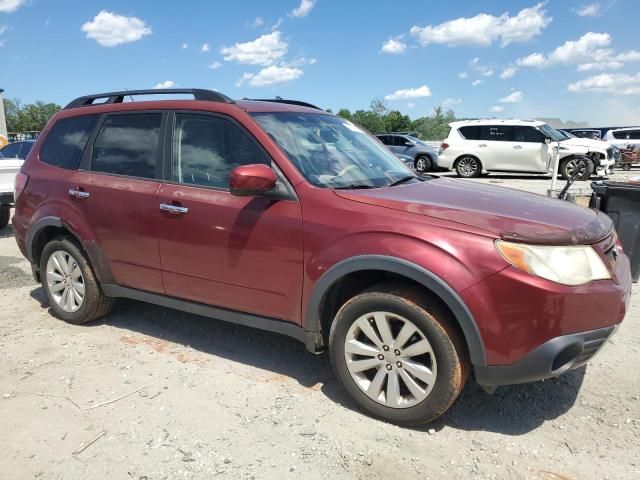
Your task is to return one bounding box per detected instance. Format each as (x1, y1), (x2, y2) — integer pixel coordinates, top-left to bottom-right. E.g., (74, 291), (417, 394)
(68, 188), (90, 199)
(513, 145), (523, 150)
(160, 203), (189, 215)
(478, 144), (487, 148)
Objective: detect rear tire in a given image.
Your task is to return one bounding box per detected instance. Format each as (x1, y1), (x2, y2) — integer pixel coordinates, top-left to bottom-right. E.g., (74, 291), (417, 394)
(0, 206), (9, 229)
(414, 155), (432, 173)
(329, 283), (468, 426)
(622, 163), (632, 171)
(40, 237), (114, 324)
(560, 156), (594, 181)
(455, 156), (481, 178)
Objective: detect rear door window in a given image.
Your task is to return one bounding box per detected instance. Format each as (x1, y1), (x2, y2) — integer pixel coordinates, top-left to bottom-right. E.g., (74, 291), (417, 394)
(394, 136), (409, 146)
(480, 125), (514, 142)
(0, 142), (21, 158)
(40, 115), (99, 169)
(458, 126), (481, 140)
(90, 113), (162, 179)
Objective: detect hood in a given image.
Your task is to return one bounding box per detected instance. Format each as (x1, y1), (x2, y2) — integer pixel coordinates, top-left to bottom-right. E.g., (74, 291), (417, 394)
(334, 177), (613, 245)
(561, 137), (610, 151)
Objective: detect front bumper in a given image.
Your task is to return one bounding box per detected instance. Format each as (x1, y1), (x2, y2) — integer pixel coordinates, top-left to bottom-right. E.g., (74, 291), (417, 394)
(475, 324), (618, 386)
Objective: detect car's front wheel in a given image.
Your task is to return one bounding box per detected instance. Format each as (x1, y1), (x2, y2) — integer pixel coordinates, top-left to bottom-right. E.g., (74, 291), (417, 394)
(329, 284), (468, 426)
(455, 156), (481, 178)
(414, 155), (432, 173)
(40, 237), (114, 324)
(560, 156), (594, 181)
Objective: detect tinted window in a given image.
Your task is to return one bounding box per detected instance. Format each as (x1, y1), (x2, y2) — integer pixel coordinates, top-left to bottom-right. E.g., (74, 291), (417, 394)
(173, 113), (269, 189)
(0, 142), (21, 158)
(630, 130), (640, 140)
(394, 136), (410, 146)
(40, 115), (98, 169)
(613, 130), (629, 140)
(514, 126), (545, 143)
(458, 126), (481, 140)
(376, 135), (390, 145)
(19, 142), (34, 159)
(91, 113), (162, 179)
(481, 125), (514, 142)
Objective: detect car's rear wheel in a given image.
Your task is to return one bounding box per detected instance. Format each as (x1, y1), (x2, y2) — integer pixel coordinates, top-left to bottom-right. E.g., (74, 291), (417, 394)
(40, 237), (114, 324)
(560, 156), (594, 181)
(329, 284), (468, 426)
(622, 163), (632, 171)
(455, 156), (481, 178)
(0, 206), (10, 229)
(414, 155), (432, 173)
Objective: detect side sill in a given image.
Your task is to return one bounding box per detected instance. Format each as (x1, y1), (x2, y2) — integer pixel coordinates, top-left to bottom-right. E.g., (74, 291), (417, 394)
(102, 284), (313, 347)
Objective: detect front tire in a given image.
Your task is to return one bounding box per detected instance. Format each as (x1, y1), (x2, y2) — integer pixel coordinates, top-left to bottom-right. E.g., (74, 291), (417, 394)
(40, 237), (114, 324)
(329, 284), (468, 426)
(455, 156), (481, 178)
(560, 156), (594, 181)
(0, 206), (9, 229)
(414, 155), (432, 173)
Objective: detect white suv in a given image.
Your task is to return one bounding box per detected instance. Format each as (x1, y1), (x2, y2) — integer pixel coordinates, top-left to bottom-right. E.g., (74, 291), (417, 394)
(604, 127), (640, 149)
(437, 119), (616, 180)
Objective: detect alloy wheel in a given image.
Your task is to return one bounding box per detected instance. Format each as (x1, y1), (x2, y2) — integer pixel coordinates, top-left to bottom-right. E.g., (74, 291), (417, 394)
(457, 157), (478, 177)
(46, 250), (85, 313)
(415, 157), (427, 172)
(344, 311), (437, 408)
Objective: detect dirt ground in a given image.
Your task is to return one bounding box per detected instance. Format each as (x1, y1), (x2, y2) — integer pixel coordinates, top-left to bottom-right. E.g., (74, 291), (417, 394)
(1, 171), (639, 480)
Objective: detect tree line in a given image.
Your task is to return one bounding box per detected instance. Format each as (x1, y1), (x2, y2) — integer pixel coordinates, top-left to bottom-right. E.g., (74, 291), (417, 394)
(333, 98), (459, 141)
(3, 98), (61, 133)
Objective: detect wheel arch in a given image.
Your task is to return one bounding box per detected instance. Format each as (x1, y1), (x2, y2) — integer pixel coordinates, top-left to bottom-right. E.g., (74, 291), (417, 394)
(304, 255), (486, 366)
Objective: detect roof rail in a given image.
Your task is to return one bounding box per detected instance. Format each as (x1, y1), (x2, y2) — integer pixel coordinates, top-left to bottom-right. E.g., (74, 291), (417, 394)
(248, 97), (323, 110)
(64, 88), (234, 109)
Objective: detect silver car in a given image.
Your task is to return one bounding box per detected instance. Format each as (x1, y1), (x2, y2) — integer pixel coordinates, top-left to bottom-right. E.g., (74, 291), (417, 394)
(376, 134), (439, 173)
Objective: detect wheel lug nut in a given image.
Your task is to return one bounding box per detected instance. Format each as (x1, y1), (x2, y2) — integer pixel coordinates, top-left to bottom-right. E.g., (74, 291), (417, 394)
(396, 362), (402, 368)
(386, 364), (392, 371)
(377, 354), (384, 361)
(383, 345), (389, 351)
(394, 349), (401, 355)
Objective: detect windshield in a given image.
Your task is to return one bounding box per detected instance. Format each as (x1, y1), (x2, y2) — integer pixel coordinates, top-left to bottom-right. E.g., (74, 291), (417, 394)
(538, 124), (566, 142)
(251, 112), (415, 189)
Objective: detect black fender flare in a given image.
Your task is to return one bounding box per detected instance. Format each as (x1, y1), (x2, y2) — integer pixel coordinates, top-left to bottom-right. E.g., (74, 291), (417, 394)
(26, 216), (63, 263)
(303, 255), (487, 366)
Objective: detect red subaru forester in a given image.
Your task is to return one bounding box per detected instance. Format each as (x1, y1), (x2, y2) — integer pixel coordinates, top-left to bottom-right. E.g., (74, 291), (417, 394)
(12, 89), (631, 425)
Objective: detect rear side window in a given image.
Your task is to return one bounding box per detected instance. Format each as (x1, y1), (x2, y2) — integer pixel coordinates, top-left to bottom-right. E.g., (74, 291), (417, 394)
(481, 125), (514, 142)
(90, 113), (162, 179)
(630, 130), (640, 140)
(40, 115), (98, 169)
(1, 142), (21, 158)
(458, 126), (481, 140)
(172, 113), (269, 189)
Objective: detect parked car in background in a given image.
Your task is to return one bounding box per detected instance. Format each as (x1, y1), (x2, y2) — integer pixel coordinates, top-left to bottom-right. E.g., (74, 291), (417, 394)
(376, 133), (438, 173)
(438, 119), (615, 180)
(12, 88), (631, 426)
(0, 141), (34, 228)
(604, 127), (640, 149)
(562, 129), (602, 140)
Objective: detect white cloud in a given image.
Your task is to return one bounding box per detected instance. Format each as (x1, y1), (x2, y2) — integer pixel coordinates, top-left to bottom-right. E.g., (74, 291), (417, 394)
(237, 65), (304, 87)
(409, 2), (551, 48)
(441, 98), (462, 107)
(577, 61), (623, 71)
(575, 3), (601, 17)
(516, 52), (547, 67)
(381, 37), (407, 54)
(270, 17), (284, 31)
(472, 79), (483, 86)
(289, 0), (317, 18)
(490, 105), (505, 113)
(154, 80), (176, 89)
(500, 66), (517, 79)
(384, 85), (432, 101)
(499, 91), (524, 103)
(0, 0), (27, 13)
(568, 72), (640, 95)
(208, 61), (222, 69)
(248, 17), (264, 28)
(201, 43), (210, 52)
(181, 42), (188, 49)
(458, 72), (468, 79)
(469, 57), (493, 76)
(82, 11), (152, 47)
(220, 31), (287, 66)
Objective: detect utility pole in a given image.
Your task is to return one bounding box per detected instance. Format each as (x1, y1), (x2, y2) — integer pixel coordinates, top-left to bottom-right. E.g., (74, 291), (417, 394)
(0, 88), (7, 147)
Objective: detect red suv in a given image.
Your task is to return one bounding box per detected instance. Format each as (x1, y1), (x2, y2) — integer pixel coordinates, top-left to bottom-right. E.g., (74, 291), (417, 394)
(13, 89), (631, 425)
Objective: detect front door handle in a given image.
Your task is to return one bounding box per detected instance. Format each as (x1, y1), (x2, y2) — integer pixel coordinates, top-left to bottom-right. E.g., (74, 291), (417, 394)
(513, 145), (523, 150)
(478, 144), (487, 148)
(160, 203), (189, 215)
(68, 188), (90, 199)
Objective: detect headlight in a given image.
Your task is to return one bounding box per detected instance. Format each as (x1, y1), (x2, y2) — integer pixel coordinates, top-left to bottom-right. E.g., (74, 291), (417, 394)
(496, 240), (611, 286)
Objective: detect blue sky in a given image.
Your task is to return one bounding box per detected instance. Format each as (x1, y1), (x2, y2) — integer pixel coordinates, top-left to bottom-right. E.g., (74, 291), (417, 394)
(1, 0), (639, 125)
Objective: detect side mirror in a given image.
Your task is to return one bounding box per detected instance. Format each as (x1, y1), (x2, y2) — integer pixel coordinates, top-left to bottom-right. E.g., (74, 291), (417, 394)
(544, 138), (552, 144)
(404, 141), (414, 147)
(230, 164), (277, 196)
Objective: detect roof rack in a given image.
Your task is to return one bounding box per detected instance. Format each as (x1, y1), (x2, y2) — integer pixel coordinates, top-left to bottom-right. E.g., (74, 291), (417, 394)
(64, 88), (234, 109)
(248, 97), (323, 110)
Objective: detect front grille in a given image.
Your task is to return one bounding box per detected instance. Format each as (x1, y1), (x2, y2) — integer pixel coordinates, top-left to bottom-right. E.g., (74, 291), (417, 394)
(575, 327), (614, 365)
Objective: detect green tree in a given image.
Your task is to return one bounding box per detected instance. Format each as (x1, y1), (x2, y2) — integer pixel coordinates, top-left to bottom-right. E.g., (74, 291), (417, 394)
(337, 108), (353, 121)
(4, 98), (61, 132)
(384, 110), (412, 133)
(350, 109), (385, 134)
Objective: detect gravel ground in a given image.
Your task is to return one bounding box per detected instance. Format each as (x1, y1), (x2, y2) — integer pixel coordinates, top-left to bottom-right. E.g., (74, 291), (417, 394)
(1, 170), (639, 480)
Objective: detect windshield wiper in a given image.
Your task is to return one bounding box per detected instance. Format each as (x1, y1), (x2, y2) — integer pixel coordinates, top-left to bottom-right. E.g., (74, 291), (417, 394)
(333, 184), (376, 190)
(388, 175), (417, 187)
